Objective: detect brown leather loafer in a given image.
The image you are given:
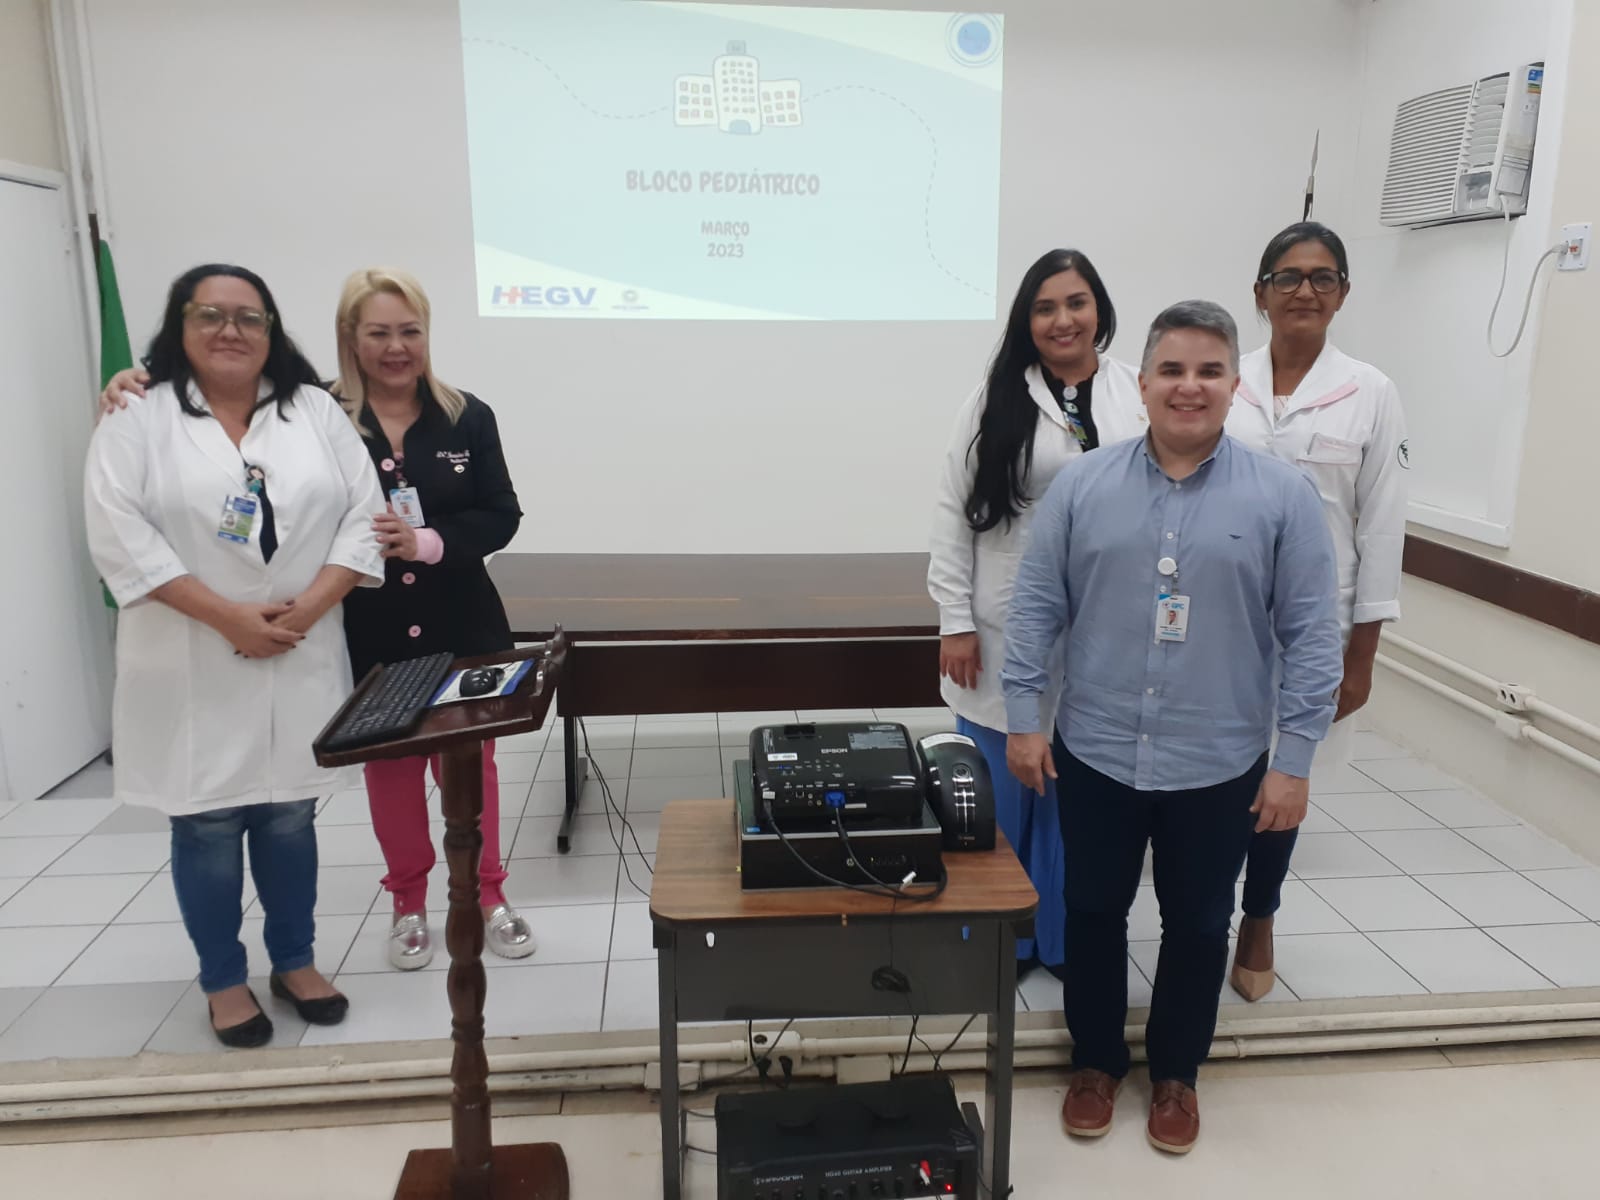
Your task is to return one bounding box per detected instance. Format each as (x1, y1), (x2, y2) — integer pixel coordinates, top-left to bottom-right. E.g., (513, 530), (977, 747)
(1147, 1080), (1200, 1153)
(1230, 915), (1277, 1002)
(1061, 1068), (1120, 1137)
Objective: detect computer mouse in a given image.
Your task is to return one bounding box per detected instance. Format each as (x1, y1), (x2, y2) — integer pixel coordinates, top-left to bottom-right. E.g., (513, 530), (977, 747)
(459, 667), (505, 698)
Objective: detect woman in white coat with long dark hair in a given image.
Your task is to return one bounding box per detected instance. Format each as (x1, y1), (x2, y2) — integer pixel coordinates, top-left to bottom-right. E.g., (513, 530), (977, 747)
(1225, 222), (1409, 1001)
(928, 248), (1146, 976)
(85, 264), (386, 1047)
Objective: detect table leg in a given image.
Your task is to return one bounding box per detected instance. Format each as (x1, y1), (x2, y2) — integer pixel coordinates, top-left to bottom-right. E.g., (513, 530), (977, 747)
(557, 712), (589, 854)
(657, 931), (682, 1200)
(983, 923), (1018, 1200)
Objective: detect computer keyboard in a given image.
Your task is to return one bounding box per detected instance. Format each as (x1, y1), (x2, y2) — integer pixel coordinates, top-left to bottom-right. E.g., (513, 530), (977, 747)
(321, 651), (456, 752)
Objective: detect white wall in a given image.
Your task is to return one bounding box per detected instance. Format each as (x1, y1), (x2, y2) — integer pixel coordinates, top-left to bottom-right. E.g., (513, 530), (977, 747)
(1335, 0), (1574, 545)
(82, 0), (1360, 553)
(0, 0), (62, 172)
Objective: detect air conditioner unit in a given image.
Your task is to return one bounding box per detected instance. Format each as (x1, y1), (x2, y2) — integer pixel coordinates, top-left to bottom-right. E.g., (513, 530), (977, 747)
(1379, 63), (1543, 228)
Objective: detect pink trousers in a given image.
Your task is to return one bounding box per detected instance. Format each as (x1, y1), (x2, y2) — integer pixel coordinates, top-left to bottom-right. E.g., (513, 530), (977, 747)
(363, 741), (508, 913)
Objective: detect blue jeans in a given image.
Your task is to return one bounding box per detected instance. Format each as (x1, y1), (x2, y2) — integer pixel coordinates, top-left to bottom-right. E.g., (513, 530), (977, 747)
(169, 799), (319, 994)
(1056, 737), (1265, 1086)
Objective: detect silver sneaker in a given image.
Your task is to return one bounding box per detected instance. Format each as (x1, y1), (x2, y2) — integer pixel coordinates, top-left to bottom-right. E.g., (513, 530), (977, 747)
(388, 912), (434, 971)
(484, 904), (537, 959)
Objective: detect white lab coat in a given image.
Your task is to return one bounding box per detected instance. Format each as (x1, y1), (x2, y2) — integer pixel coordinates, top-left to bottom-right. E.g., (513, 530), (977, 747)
(1227, 342), (1409, 640)
(928, 359), (1147, 730)
(85, 382), (386, 815)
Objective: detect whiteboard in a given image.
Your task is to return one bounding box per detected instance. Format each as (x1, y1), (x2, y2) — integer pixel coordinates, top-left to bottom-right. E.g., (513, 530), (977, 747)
(0, 174), (113, 798)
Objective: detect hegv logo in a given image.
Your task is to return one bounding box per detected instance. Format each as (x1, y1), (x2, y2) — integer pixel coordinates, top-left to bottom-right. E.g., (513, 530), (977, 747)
(491, 285), (596, 308)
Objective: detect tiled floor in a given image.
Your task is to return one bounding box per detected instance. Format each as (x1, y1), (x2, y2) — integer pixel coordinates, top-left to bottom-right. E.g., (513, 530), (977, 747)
(0, 711), (1597, 1063)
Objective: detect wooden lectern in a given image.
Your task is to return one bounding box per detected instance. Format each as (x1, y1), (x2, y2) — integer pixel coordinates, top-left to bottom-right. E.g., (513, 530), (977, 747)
(313, 630), (572, 1200)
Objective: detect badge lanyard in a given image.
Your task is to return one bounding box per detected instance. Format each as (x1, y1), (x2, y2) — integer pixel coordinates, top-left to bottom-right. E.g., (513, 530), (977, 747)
(1058, 381), (1089, 449)
(380, 451), (427, 530)
(1155, 555), (1190, 643)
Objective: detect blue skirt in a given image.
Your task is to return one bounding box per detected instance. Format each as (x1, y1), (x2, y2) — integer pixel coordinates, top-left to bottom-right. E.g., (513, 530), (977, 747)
(956, 716), (1065, 969)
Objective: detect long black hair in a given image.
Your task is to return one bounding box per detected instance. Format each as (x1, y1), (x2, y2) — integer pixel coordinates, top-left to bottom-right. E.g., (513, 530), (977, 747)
(145, 263), (320, 418)
(965, 249), (1116, 533)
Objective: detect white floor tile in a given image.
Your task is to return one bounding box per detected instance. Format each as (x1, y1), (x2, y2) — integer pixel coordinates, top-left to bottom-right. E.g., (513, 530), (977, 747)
(1307, 875), (1470, 931)
(144, 975), (311, 1055)
(312, 823), (387, 867)
(1358, 830), (1506, 875)
(113, 871), (243, 925)
(1309, 762), (1389, 795)
(0, 802), (15, 824)
(56, 921), (199, 985)
(40, 759), (115, 800)
(1261, 880), (1355, 935)
(1458, 825), (1592, 872)
(1313, 793), (1440, 832)
(523, 781), (573, 818)
(601, 958), (659, 1031)
(1369, 928), (1555, 993)
(1524, 867), (1600, 920)
(539, 748), (630, 783)
(1128, 939), (1300, 1005)
(0, 873), (150, 928)
(1286, 833), (1403, 879)
(43, 832), (171, 876)
(1399, 789), (1521, 829)
(628, 746), (723, 779)
(495, 752), (542, 783)
(0, 980), (188, 1061)
(625, 774), (727, 813)
(1297, 803), (1345, 835)
(1018, 960), (1150, 1011)
(1486, 924), (1600, 988)
(0, 925), (108, 988)
(485, 961), (607, 1037)
(89, 804), (170, 835)
(0, 878), (25, 909)
(317, 790), (376, 826)
(301, 969), (450, 1046)
(300, 864), (382, 917)
(1128, 884), (1162, 941)
(493, 725), (550, 754)
(609, 901), (655, 961)
(502, 854), (620, 908)
(632, 719), (720, 749)
(1269, 932), (1426, 1000)
(0, 798), (118, 837)
(510, 813), (654, 859)
(0, 987), (42, 1036)
(0, 836), (79, 879)
(1348, 731), (1410, 760)
(564, 723), (636, 751)
(1354, 757), (1468, 792)
(1417, 872), (1587, 927)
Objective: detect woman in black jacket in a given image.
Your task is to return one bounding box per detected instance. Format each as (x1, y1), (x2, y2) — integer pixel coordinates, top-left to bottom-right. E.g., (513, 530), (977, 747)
(331, 267), (531, 970)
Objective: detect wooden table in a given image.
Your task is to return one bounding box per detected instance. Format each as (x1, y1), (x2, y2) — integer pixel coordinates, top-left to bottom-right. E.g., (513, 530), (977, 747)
(650, 799), (1038, 1200)
(486, 554), (945, 852)
(313, 634), (571, 1200)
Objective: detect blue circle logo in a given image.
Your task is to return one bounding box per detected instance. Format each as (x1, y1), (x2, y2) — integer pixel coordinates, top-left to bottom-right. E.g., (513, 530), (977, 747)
(947, 14), (1001, 67)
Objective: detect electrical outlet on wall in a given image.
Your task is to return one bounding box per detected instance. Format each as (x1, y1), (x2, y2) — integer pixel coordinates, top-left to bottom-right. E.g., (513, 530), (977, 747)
(1496, 683), (1533, 710)
(1559, 223), (1590, 271)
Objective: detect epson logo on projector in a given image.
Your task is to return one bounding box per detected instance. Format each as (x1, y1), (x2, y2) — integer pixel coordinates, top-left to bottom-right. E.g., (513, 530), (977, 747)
(490, 285), (596, 308)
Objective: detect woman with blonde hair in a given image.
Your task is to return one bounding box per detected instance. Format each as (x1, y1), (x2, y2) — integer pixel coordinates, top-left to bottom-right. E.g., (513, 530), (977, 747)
(101, 267), (532, 971)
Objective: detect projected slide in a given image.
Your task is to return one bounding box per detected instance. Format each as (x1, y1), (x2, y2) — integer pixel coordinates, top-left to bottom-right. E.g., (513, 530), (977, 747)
(460, 2), (1004, 320)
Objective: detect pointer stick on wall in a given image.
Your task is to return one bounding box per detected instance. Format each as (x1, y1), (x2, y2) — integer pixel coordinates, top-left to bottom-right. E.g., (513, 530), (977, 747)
(1304, 129), (1320, 221)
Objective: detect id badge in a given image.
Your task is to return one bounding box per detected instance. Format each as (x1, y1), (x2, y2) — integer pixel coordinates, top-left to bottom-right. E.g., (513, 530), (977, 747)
(217, 494), (258, 544)
(1155, 594), (1191, 643)
(390, 486), (426, 528)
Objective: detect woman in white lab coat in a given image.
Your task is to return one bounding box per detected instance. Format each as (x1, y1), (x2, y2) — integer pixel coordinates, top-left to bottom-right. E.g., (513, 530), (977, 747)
(84, 264), (386, 1047)
(928, 249), (1146, 976)
(1224, 222), (1409, 1001)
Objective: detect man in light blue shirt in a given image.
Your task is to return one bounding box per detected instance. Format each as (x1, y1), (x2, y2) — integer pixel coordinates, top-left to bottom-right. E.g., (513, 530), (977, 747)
(1000, 300), (1342, 1154)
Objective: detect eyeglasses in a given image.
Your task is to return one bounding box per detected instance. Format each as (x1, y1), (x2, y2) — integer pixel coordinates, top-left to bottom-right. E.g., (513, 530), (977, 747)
(1261, 268), (1346, 295)
(182, 302), (274, 338)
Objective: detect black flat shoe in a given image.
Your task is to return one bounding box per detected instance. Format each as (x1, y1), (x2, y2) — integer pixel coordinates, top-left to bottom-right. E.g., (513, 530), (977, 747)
(269, 973), (349, 1026)
(208, 989), (273, 1049)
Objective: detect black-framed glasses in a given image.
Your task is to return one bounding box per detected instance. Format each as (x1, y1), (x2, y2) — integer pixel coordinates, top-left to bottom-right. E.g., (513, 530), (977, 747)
(182, 302), (274, 338)
(1261, 268), (1346, 295)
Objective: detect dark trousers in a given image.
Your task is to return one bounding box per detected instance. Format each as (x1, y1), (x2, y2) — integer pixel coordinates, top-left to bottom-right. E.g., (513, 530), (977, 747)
(1057, 736), (1265, 1086)
(1241, 827), (1299, 918)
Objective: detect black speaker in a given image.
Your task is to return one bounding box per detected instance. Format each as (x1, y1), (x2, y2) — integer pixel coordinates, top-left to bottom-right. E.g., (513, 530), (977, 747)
(917, 733), (995, 851)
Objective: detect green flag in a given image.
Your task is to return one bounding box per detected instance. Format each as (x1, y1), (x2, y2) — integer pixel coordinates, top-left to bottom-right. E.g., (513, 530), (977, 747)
(96, 239), (134, 611)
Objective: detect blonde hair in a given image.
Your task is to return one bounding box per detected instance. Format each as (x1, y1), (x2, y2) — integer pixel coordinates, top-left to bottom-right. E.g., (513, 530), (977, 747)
(330, 267), (466, 431)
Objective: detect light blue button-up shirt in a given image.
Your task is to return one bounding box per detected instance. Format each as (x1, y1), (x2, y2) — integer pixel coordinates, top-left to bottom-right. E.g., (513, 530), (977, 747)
(1001, 433), (1343, 790)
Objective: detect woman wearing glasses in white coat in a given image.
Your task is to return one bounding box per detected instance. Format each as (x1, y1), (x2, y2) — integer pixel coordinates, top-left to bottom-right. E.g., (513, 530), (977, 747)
(928, 249), (1147, 978)
(1224, 222), (1409, 1001)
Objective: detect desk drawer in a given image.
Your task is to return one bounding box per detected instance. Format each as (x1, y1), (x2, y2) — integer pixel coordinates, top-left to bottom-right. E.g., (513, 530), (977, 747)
(663, 918), (1007, 1022)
